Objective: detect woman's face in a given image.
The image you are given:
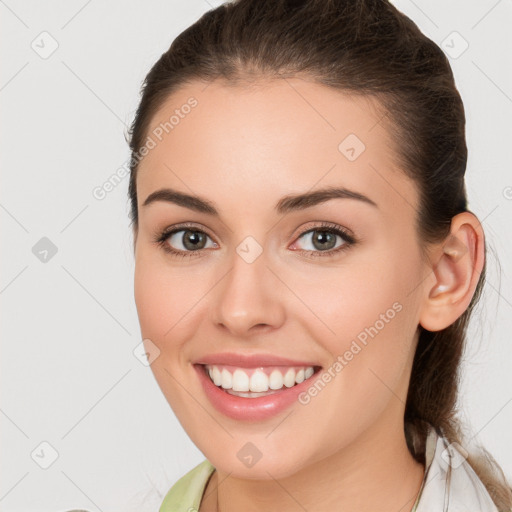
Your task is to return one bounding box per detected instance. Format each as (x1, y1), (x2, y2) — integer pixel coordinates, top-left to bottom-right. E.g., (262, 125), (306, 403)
(133, 77), (428, 478)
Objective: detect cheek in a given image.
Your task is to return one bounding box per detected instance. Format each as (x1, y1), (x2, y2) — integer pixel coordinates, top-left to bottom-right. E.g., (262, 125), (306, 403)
(133, 247), (228, 388)
(296, 243), (421, 400)
(133, 251), (201, 350)
(294, 247), (417, 344)
(134, 257), (169, 340)
(282, 259), (420, 456)
(133, 253), (202, 411)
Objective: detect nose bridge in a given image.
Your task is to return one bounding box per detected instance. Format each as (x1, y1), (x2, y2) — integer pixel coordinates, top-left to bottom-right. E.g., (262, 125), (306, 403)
(212, 238), (285, 335)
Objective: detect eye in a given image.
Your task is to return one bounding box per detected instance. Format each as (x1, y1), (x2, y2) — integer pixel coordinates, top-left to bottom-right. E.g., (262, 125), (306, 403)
(153, 221), (356, 260)
(153, 224), (217, 258)
(291, 222), (356, 258)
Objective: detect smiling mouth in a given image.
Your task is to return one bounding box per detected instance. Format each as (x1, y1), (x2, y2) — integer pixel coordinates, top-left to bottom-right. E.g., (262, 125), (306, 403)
(200, 364), (323, 398)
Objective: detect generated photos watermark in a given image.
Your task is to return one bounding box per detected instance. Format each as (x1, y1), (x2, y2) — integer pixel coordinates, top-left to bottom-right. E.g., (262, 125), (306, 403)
(298, 301), (403, 405)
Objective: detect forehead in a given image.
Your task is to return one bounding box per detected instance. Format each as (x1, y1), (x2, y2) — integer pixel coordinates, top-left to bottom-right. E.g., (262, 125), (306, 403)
(136, 77), (418, 219)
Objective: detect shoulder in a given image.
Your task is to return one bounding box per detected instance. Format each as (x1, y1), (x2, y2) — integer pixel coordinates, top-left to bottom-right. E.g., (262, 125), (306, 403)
(414, 425), (499, 512)
(159, 459), (216, 512)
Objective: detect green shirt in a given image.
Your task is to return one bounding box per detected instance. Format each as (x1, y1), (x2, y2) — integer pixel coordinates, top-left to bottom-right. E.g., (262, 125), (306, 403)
(160, 458), (215, 512)
(159, 426), (498, 512)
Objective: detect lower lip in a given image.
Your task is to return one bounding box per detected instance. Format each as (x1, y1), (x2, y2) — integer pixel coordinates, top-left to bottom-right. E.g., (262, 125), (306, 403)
(194, 364), (320, 421)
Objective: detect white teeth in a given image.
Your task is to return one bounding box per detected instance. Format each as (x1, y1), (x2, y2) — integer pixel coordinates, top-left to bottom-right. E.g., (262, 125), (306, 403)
(269, 369), (284, 390)
(226, 389), (279, 397)
(205, 365), (317, 392)
(250, 369), (269, 392)
(283, 368), (296, 387)
(211, 366), (222, 386)
(232, 369), (250, 392)
(220, 368), (232, 389)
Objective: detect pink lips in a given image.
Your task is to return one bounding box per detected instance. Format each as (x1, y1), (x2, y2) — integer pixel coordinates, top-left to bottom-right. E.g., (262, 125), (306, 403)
(192, 352), (321, 421)
(194, 352), (319, 368)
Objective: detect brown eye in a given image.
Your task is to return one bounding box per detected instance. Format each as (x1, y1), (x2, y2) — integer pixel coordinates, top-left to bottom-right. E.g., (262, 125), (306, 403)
(295, 229), (348, 252)
(164, 229), (215, 252)
(290, 222), (357, 259)
(309, 231), (338, 251)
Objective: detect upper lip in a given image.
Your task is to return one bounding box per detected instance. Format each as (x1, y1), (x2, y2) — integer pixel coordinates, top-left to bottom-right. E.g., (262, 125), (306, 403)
(193, 352), (321, 368)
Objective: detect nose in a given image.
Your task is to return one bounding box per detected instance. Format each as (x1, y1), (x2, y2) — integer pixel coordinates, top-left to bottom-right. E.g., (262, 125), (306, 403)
(211, 246), (286, 338)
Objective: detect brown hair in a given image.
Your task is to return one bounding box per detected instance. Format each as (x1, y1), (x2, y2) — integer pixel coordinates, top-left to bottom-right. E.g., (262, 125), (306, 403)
(127, 0), (512, 508)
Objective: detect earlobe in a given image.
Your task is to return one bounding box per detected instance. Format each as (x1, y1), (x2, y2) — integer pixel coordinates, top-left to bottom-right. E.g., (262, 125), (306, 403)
(419, 213), (484, 332)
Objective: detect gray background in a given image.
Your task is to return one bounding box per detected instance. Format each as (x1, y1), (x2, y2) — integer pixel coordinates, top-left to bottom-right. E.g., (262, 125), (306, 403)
(1, 1), (511, 510)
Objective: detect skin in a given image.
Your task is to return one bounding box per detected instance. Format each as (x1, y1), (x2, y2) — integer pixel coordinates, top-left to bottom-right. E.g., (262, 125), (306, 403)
(132, 77), (484, 512)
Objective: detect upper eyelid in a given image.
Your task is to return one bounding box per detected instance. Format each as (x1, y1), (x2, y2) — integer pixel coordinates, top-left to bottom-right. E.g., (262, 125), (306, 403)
(162, 222), (217, 241)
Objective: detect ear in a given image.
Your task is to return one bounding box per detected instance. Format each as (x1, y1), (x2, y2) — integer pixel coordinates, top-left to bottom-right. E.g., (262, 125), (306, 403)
(419, 212), (485, 332)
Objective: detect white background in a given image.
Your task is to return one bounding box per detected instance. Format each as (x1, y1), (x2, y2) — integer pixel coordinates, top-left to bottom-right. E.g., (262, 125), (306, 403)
(1, 1), (511, 511)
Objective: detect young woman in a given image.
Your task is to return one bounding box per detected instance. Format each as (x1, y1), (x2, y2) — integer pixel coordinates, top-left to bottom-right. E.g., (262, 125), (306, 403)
(127, 0), (512, 510)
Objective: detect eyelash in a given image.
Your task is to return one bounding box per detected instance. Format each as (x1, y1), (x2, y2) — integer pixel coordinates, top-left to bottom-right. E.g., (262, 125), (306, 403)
(152, 221), (357, 260)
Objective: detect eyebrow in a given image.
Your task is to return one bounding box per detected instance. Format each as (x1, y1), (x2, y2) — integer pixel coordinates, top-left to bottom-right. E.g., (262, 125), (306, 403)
(142, 186), (378, 215)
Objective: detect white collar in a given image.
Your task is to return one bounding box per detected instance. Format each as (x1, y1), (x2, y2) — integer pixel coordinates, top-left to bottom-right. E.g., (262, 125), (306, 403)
(414, 425), (498, 511)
